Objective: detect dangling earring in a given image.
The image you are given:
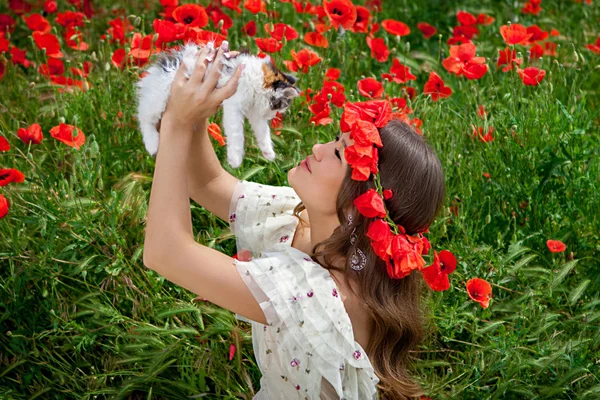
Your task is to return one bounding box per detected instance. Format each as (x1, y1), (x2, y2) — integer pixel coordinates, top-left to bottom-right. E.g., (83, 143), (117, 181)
(347, 213), (366, 271)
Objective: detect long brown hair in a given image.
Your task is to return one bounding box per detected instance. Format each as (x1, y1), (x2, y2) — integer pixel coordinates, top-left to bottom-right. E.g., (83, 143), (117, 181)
(292, 120), (446, 399)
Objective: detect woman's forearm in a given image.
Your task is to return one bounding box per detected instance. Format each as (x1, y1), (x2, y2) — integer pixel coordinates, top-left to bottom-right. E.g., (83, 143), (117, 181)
(187, 119), (227, 198)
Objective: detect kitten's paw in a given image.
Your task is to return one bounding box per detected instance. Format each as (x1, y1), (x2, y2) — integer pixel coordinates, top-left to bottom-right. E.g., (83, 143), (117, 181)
(227, 152), (244, 168)
(262, 149), (276, 161)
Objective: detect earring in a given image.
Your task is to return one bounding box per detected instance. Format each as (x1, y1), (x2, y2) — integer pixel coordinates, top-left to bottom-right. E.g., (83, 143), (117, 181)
(349, 226), (366, 271)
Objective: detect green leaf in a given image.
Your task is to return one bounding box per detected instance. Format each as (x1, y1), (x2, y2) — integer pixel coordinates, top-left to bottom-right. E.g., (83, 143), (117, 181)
(569, 279), (590, 305)
(551, 260), (579, 288)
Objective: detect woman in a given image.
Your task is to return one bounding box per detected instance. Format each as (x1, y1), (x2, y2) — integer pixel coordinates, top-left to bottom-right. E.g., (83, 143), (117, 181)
(143, 44), (446, 399)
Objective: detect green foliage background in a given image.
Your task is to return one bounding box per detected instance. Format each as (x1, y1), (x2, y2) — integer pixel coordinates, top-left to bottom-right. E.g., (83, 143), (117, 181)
(0, 0), (599, 399)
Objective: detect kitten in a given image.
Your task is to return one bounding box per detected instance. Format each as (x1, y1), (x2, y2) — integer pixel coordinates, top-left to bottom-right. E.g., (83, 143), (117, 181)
(136, 41), (300, 168)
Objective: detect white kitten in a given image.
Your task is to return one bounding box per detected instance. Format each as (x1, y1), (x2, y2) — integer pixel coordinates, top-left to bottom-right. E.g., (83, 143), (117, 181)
(136, 41), (300, 168)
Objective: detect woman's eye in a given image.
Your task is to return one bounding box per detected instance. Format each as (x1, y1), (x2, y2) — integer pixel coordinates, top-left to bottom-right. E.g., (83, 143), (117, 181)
(335, 148), (341, 160)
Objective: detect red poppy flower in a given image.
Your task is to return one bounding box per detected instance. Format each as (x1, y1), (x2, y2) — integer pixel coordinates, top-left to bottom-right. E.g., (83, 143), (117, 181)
(518, 67), (546, 86)
(466, 278), (492, 308)
(265, 23), (298, 41)
(483, 172), (491, 179)
(222, 0), (242, 13)
(526, 25), (549, 44)
(547, 239), (566, 253)
(38, 58), (64, 77)
(366, 36), (389, 62)
(0, 135), (9, 151)
(244, 0), (266, 14)
(17, 123), (44, 144)
(325, 68), (340, 80)
(10, 47), (34, 68)
(190, 30), (227, 47)
(522, 0), (542, 15)
(366, 219), (393, 261)
(543, 42), (557, 57)
(32, 31), (63, 58)
(22, 13), (51, 33)
(44, 0), (57, 14)
(242, 20), (256, 36)
(323, 0), (357, 30)
(65, 26), (89, 51)
(309, 103), (333, 126)
(0, 168), (25, 187)
(289, 48), (322, 73)
(271, 112), (284, 135)
(0, 34), (9, 53)
(128, 33), (159, 65)
(312, 81), (346, 106)
(476, 13), (495, 25)
(350, 6), (370, 33)
(456, 11), (476, 26)
(350, 119), (382, 147)
(421, 250), (456, 291)
(529, 43), (544, 60)
(357, 77), (383, 99)
(206, 5), (233, 33)
(55, 11), (85, 28)
(500, 24), (532, 46)
(462, 62), (488, 80)
(49, 123), (86, 149)
(381, 19), (410, 36)
(497, 47), (522, 72)
(586, 37), (600, 54)
(550, 28), (560, 37)
(341, 100), (392, 133)
(442, 42), (487, 79)
(385, 59), (416, 84)
(173, 4), (209, 28)
(478, 105), (487, 119)
(417, 22), (436, 39)
(304, 31), (328, 48)
(388, 233), (425, 279)
(0, 194), (9, 219)
(472, 126), (494, 142)
(255, 37), (282, 53)
(423, 71), (452, 101)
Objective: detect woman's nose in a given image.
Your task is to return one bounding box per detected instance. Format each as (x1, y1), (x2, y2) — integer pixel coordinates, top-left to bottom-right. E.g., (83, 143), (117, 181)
(311, 143), (321, 158)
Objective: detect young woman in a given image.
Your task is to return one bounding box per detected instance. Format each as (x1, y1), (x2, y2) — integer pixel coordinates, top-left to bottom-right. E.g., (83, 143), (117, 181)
(143, 44), (446, 400)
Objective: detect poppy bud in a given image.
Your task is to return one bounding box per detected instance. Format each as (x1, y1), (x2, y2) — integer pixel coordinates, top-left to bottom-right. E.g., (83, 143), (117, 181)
(134, 16), (141, 27)
(485, 214), (491, 224)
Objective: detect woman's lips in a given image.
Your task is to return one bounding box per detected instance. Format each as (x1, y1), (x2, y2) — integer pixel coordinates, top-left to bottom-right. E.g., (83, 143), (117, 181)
(301, 158), (311, 173)
(305, 158), (311, 172)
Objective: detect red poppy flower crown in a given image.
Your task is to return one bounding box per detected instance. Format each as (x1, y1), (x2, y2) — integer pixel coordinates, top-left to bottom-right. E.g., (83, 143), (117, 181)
(341, 99), (455, 291)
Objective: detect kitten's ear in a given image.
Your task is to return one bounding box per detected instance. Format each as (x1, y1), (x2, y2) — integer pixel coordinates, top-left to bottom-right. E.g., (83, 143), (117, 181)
(283, 73), (297, 85)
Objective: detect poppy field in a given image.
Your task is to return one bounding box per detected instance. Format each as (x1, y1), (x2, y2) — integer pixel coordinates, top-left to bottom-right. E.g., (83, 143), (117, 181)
(1, 0), (599, 398)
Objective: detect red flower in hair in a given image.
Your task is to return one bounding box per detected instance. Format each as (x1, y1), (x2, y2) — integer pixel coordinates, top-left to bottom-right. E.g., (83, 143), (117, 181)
(17, 123), (44, 144)
(417, 22), (436, 39)
(324, 0), (357, 30)
(500, 24), (532, 46)
(388, 234), (425, 279)
(547, 239), (566, 253)
(423, 71), (452, 101)
(0, 168), (25, 187)
(49, 123), (86, 149)
(366, 219), (393, 261)
(466, 278), (492, 308)
(517, 67), (546, 86)
(173, 4), (209, 27)
(354, 188), (386, 219)
(340, 100), (392, 132)
(357, 78), (384, 99)
(381, 19), (410, 36)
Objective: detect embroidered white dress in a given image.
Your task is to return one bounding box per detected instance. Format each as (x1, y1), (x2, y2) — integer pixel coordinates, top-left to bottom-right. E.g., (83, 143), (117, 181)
(228, 180), (379, 400)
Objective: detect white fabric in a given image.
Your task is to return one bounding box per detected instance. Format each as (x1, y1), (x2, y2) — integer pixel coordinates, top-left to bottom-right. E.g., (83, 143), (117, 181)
(228, 180), (379, 400)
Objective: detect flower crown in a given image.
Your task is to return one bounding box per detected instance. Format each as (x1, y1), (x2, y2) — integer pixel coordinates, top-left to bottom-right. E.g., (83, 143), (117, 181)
(340, 99), (456, 292)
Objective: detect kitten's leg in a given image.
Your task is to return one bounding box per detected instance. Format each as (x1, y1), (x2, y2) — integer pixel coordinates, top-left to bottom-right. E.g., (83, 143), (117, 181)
(222, 103), (245, 168)
(248, 115), (276, 161)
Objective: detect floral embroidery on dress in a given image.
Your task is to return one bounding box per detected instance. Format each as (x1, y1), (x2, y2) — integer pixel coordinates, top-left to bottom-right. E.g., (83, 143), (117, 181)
(290, 293), (303, 303)
(280, 234), (290, 243)
(339, 361), (345, 371)
(271, 194), (277, 199)
(295, 384), (301, 390)
(303, 257), (311, 262)
(306, 289), (314, 297)
(353, 350), (362, 360)
(239, 194), (245, 199)
(290, 358), (300, 367)
(229, 213), (236, 222)
(332, 288), (339, 297)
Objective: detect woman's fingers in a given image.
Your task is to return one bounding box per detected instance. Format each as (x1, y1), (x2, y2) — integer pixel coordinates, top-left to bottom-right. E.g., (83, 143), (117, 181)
(200, 41), (229, 94)
(188, 45), (213, 86)
(217, 63), (245, 100)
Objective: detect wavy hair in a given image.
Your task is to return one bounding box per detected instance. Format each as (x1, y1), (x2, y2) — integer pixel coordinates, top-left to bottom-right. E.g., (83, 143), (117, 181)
(292, 119), (446, 399)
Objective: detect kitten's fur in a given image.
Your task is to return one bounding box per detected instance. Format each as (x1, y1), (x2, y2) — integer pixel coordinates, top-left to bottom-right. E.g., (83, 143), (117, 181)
(136, 41), (299, 168)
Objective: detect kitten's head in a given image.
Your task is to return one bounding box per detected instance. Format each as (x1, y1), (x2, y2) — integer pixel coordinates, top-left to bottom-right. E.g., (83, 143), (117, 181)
(261, 61), (300, 112)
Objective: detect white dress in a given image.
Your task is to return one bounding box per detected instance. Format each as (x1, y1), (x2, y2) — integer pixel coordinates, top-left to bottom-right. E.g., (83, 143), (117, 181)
(228, 180), (380, 400)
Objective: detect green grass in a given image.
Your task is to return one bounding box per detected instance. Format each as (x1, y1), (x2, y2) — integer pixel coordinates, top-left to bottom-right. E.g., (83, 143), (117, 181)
(1, 0), (599, 399)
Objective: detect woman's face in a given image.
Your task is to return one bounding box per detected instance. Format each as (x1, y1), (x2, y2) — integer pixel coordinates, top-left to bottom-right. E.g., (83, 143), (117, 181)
(288, 131), (354, 216)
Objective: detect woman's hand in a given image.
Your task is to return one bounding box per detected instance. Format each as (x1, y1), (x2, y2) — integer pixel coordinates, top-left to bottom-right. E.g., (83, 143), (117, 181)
(161, 42), (245, 132)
